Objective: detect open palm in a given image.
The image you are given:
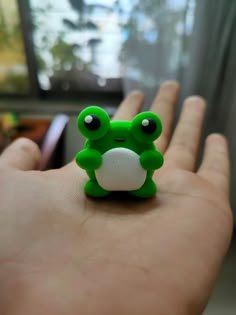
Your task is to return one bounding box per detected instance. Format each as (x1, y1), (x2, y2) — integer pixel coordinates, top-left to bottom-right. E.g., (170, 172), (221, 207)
(0, 82), (233, 315)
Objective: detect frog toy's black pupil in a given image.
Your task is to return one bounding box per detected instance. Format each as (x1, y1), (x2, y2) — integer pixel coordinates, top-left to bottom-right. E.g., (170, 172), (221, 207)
(84, 115), (101, 130)
(141, 119), (157, 134)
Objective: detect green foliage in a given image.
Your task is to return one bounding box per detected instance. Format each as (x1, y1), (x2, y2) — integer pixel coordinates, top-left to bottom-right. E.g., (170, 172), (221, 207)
(0, 9), (21, 49)
(0, 15), (9, 48)
(0, 1), (29, 94)
(33, 3), (98, 81)
(0, 72), (30, 94)
(50, 36), (77, 68)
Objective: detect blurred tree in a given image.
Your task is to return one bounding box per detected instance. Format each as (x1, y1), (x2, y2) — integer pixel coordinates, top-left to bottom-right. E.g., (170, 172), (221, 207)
(68, 0), (85, 24)
(0, 72), (29, 93)
(0, 0), (29, 94)
(32, 5), (86, 80)
(0, 0), (9, 49)
(69, 0), (85, 12)
(65, 0), (111, 67)
(50, 35), (81, 70)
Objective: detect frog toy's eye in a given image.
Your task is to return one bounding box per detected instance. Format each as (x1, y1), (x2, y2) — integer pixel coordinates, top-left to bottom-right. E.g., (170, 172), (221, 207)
(84, 114), (101, 130)
(131, 112), (162, 142)
(78, 106), (110, 140)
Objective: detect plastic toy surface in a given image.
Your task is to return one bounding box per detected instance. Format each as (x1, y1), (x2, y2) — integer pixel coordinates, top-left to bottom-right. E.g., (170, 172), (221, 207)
(75, 106), (164, 198)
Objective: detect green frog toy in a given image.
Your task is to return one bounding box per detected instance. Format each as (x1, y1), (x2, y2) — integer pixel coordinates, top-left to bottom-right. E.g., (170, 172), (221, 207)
(75, 106), (164, 198)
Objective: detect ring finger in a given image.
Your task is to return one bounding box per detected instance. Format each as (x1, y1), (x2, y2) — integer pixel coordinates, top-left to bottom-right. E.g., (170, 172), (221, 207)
(164, 96), (206, 171)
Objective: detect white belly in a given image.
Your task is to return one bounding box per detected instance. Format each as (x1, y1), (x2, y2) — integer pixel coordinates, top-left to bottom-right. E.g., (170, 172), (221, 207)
(95, 148), (146, 191)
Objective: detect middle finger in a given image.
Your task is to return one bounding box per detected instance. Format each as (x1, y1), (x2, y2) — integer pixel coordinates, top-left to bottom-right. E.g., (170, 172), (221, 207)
(164, 96), (206, 171)
(150, 81), (180, 154)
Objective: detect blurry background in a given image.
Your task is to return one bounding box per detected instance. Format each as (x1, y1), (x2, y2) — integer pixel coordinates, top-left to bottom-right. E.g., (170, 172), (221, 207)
(0, 0), (236, 313)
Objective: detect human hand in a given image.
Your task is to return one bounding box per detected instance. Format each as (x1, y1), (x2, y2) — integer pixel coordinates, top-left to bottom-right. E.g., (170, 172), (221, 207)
(0, 82), (233, 315)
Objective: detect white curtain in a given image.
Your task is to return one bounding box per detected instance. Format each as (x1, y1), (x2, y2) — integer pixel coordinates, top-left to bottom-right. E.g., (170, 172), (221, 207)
(182, 0), (236, 215)
(121, 0), (196, 108)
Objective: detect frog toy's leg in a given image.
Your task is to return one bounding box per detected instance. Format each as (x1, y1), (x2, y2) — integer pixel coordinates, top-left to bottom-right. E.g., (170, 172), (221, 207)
(129, 176), (157, 198)
(84, 180), (110, 198)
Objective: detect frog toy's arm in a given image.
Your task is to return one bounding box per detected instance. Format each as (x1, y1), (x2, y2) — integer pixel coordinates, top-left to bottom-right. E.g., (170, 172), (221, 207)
(130, 111), (164, 171)
(75, 148), (102, 170)
(140, 150), (164, 171)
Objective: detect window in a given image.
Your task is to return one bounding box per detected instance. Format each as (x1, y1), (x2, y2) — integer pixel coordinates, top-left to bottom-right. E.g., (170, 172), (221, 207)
(0, 0), (196, 99)
(29, 0), (196, 98)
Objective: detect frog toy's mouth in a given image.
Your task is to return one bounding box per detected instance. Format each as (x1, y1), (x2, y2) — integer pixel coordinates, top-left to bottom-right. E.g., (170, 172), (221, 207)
(115, 137), (125, 142)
